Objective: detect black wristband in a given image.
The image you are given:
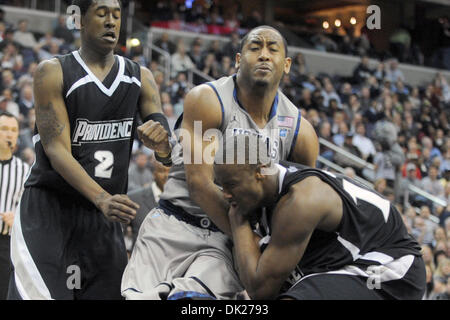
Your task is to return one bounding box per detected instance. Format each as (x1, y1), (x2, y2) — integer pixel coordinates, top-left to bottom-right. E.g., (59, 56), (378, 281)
(154, 151), (173, 167)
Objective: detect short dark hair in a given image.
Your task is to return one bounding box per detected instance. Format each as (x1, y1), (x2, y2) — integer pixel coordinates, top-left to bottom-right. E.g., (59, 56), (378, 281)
(0, 110), (19, 125)
(71, 0), (122, 17)
(239, 25), (289, 56)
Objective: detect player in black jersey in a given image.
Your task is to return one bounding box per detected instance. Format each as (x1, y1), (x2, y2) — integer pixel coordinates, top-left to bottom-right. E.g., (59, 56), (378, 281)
(8, 0), (171, 300)
(214, 136), (426, 300)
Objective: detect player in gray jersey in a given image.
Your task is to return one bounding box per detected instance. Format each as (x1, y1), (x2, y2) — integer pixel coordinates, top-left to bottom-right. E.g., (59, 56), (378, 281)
(121, 26), (319, 300)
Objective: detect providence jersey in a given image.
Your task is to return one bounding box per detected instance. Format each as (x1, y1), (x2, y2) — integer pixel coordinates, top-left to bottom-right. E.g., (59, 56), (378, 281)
(25, 51), (142, 197)
(261, 161), (422, 292)
(161, 74), (302, 217)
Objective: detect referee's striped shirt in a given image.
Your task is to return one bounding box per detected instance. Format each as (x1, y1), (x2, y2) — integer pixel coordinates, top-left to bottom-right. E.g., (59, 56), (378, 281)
(0, 156), (30, 235)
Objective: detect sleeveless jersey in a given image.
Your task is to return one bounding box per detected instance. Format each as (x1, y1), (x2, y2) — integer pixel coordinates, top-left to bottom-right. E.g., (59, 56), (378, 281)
(161, 74), (302, 217)
(259, 161), (422, 293)
(25, 51), (142, 197)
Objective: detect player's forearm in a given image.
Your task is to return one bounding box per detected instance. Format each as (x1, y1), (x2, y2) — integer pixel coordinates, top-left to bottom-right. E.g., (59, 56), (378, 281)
(45, 146), (109, 207)
(230, 218), (270, 299)
(188, 178), (231, 236)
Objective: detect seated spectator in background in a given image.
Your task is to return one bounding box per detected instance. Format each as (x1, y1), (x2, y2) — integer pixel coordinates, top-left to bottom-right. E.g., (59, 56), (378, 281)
(352, 55), (373, 84)
(352, 123), (376, 162)
(20, 147), (35, 166)
(321, 81), (342, 109)
(421, 136), (442, 164)
(385, 59), (405, 83)
(422, 165), (445, 199)
(222, 31), (240, 59)
(127, 156), (170, 245)
(155, 32), (176, 55)
(0, 42), (23, 71)
(17, 83), (33, 120)
(162, 102), (177, 132)
(217, 55), (232, 77)
(128, 151), (154, 192)
(389, 26), (411, 62)
(290, 52), (309, 85)
(13, 19), (37, 49)
(201, 52), (219, 79)
(311, 33), (337, 52)
(53, 15), (74, 45)
(399, 162), (425, 206)
(332, 120), (349, 147)
(419, 205), (439, 246)
(207, 39), (223, 63)
(0, 89), (18, 118)
(318, 120), (334, 163)
(171, 40), (194, 78)
(334, 132), (365, 175)
(188, 40), (204, 69)
(374, 178), (387, 195)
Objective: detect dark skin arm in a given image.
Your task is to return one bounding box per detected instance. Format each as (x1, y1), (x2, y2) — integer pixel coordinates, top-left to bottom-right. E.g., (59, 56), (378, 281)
(183, 84), (232, 235)
(229, 176), (342, 299)
(289, 116), (319, 167)
(137, 67), (171, 157)
(33, 59), (138, 223)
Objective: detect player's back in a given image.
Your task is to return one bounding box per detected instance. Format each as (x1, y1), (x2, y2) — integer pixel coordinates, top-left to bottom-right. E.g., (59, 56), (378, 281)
(160, 75), (302, 218)
(267, 161), (422, 289)
(26, 51), (142, 199)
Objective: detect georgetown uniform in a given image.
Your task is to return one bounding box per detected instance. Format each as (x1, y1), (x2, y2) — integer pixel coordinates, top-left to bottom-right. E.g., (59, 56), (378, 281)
(263, 161), (425, 300)
(122, 75), (302, 300)
(9, 51), (142, 300)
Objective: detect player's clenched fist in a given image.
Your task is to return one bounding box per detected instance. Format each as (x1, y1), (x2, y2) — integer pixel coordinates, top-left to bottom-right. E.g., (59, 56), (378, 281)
(137, 120), (171, 156)
(95, 193), (139, 224)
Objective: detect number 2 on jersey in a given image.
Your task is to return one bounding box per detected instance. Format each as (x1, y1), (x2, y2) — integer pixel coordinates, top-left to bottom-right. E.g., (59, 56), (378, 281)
(94, 151), (114, 179)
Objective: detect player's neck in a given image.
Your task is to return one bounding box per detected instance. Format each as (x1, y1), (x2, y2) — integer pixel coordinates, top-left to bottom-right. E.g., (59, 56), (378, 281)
(262, 170), (280, 207)
(79, 45), (115, 68)
(235, 81), (278, 126)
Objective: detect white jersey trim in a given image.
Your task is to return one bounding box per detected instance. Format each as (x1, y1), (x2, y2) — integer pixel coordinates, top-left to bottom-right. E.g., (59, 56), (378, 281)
(72, 51), (135, 97)
(10, 197), (53, 300)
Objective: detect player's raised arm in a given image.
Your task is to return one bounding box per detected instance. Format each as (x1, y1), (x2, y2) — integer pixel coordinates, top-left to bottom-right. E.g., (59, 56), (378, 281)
(33, 59), (138, 223)
(182, 84), (233, 235)
(137, 66), (172, 165)
(289, 116), (319, 167)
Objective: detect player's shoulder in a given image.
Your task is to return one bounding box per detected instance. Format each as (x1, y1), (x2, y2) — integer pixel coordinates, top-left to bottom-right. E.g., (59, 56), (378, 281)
(34, 58), (63, 87)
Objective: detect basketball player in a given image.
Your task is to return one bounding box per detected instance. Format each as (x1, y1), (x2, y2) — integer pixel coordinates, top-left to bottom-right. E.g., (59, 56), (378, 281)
(214, 136), (426, 300)
(8, 0), (171, 300)
(122, 26), (319, 299)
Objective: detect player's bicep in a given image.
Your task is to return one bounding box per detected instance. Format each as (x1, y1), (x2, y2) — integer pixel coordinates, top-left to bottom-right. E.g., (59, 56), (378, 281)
(138, 67), (162, 119)
(33, 59), (71, 152)
(182, 85), (222, 167)
(290, 117), (319, 167)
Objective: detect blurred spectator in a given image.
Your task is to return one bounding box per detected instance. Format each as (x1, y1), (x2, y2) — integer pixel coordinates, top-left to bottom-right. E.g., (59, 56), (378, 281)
(222, 31), (240, 59)
(188, 40), (204, 69)
(321, 81), (342, 109)
(127, 151), (154, 192)
(311, 33), (337, 52)
(374, 178), (387, 195)
(343, 167), (356, 180)
(353, 55), (373, 84)
(201, 52), (219, 79)
(352, 123), (376, 162)
(171, 40), (194, 78)
(17, 83), (33, 119)
(13, 19), (37, 49)
(419, 205), (439, 245)
(317, 120), (334, 164)
(384, 59), (405, 83)
(422, 165), (445, 199)
(435, 277), (450, 300)
(217, 55), (232, 77)
(53, 15), (74, 45)
(155, 32), (176, 55)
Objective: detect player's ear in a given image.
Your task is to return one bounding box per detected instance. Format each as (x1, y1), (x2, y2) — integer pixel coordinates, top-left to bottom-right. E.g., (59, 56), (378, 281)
(284, 56), (292, 74)
(235, 53), (241, 70)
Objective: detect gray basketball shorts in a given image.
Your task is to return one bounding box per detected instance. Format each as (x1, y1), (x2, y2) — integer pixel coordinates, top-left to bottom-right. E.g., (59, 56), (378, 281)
(121, 207), (243, 300)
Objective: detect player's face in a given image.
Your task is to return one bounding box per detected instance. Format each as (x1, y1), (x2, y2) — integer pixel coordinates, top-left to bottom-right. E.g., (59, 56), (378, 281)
(0, 116), (19, 151)
(83, 0), (121, 51)
(236, 29), (291, 88)
(215, 165), (265, 215)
